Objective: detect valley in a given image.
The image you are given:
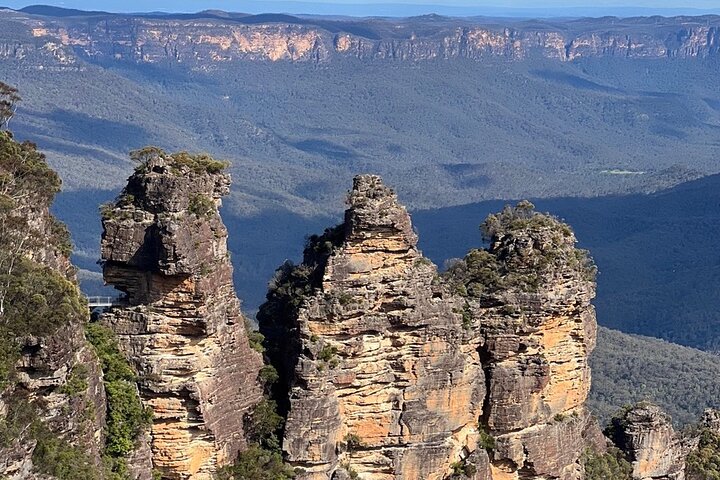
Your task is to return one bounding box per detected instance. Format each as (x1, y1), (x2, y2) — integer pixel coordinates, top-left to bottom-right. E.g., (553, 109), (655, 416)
(2, 6), (720, 477)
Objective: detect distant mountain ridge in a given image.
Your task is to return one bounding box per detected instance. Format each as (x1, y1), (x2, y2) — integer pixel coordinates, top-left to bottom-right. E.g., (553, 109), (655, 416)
(1, 6), (720, 65)
(9, 2), (720, 18)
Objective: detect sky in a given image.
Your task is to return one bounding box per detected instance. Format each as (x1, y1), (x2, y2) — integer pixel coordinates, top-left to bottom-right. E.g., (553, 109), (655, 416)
(2, 0), (720, 16)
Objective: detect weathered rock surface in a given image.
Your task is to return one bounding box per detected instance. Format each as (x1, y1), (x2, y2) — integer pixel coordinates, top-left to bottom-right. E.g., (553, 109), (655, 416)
(100, 152), (263, 479)
(0, 131), (106, 478)
(461, 202), (603, 479)
(609, 404), (686, 480)
(1, 10), (720, 68)
(261, 175), (485, 479)
(260, 176), (603, 479)
(0, 327), (106, 480)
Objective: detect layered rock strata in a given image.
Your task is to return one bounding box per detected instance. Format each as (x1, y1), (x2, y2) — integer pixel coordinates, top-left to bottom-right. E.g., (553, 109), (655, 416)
(455, 202), (604, 479)
(2, 11), (720, 67)
(0, 131), (106, 478)
(261, 175), (485, 479)
(100, 152), (263, 479)
(609, 404), (687, 480)
(260, 176), (602, 479)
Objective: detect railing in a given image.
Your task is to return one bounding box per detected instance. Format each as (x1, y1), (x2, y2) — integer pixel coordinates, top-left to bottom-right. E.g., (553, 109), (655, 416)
(86, 296), (126, 308)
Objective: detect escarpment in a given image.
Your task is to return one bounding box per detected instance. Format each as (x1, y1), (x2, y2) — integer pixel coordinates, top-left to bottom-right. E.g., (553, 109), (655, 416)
(2, 11), (720, 68)
(0, 128), (106, 478)
(99, 149), (263, 479)
(259, 176), (603, 479)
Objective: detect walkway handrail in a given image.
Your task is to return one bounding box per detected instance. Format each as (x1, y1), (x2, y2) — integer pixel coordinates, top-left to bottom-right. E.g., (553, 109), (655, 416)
(86, 296), (126, 308)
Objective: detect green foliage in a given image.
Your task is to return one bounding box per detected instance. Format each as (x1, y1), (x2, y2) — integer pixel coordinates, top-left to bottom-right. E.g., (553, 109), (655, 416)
(129, 146), (166, 171)
(258, 262), (315, 327)
(104, 380), (153, 456)
(49, 217), (73, 257)
(85, 323), (152, 458)
(343, 433), (363, 451)
(0, 395), (99, 480)
(85, 323), (136, 382)
(481, 201), (562, 241)
(450, 461), (478, 478)
(222, 397), (293, 479)
(188, 193), (215, 217)
(1, 258), (86, 336)
(0, 338), (17, 391)
(216, 444), (295, 480)
(0, 129), (61, 201)
(0, 81), (20, 128)
(130, 147), (229, 175)
(245, 399), (284, 450)
(461, 302), (473, 329)
(303, 225), (345, 263)
(318, 345), (338, 363)
(589, 327), (720, 427)
(414, 257), (433, 267)
(259, 224), (345, 328)
(444, 202), (596, 297)
(59, 364), (89, 397)
(582, 447), (632, 480)
(343, 465), (359, 480)
(246, 320), (266, 353)
(103, 455), (131, 480)
(0, 395), (35, 447)
(258, 365), (279, 387)
(337, 291), (354, 306)
(477, 425), (495, 450)
(452, 303), (475, 329)
(99, 201), (117, 220)
(687, 428), (720, 480)
(170, 151), (229, 174)
(445, 250), (504, 296)
(32, 432), (100, 480)
(0, 258), (86, 387)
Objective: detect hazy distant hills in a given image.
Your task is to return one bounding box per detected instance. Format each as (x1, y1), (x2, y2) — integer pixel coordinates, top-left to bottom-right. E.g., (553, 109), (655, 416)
(11, 3), (720, 18)
(2, 7), (719, 220)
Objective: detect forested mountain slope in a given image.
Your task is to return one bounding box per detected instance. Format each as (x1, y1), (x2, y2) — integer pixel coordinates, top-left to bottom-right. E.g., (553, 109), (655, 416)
(590, 327), (720, 427)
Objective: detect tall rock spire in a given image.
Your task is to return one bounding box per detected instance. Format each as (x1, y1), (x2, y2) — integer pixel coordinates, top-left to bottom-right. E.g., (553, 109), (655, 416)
(100, 150), (263, 479)
(261, 178), (605, 480)
(260, 175), (486, 479)
(446, 201), (603, 479)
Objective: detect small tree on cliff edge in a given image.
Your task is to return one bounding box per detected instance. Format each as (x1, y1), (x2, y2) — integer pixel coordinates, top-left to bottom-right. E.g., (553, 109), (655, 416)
(0, 82), (20, 130)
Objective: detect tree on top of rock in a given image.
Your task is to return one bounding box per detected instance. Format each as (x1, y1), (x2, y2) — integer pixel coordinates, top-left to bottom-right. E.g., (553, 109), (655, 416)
(445, 201), (596, 296)
(0, 82), (20, 130)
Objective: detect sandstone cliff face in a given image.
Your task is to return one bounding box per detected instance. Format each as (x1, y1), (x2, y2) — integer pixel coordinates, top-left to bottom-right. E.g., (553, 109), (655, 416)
(0, 324), (106, 479)
(100, 152), (263, 479)
(260, 176), (602, 480)
(609, 404), (686, 480)
(1, 10), (719, 68)
(261, 175), (485, 479)
(456, 203), (603, 479)
(0, 131), (106, 478)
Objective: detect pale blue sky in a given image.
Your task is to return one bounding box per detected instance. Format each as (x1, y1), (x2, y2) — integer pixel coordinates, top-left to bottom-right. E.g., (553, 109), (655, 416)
(3, 1), (719, 16)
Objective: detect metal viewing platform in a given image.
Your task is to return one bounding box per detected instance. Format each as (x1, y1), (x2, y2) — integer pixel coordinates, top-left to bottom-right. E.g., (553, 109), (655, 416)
(86, 296), (126, 309)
